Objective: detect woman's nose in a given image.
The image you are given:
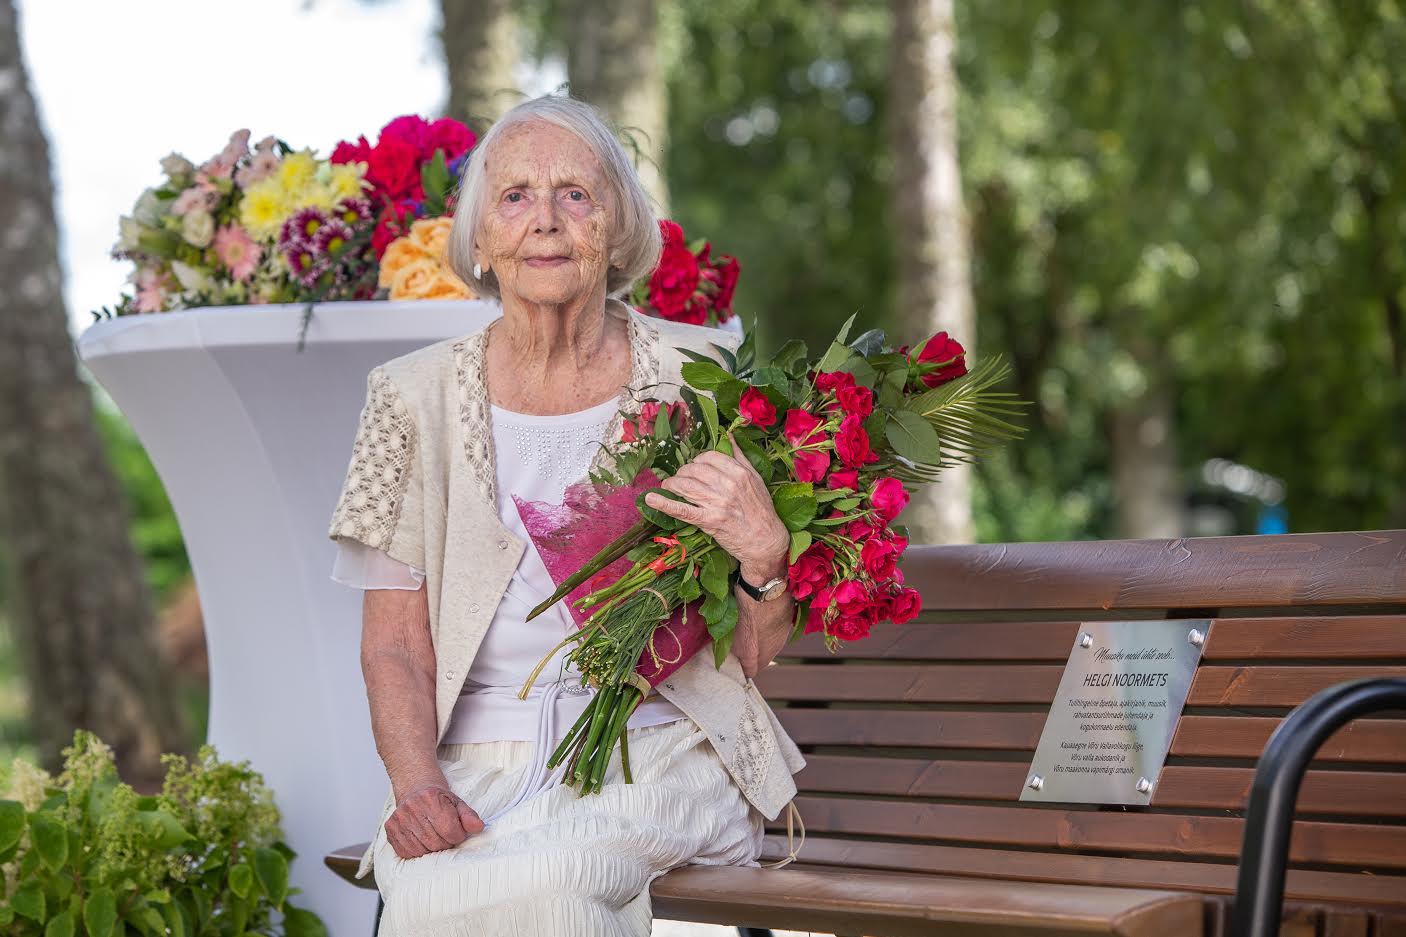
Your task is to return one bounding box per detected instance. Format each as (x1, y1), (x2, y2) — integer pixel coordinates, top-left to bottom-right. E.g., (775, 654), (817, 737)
(531, 196), (560, 234)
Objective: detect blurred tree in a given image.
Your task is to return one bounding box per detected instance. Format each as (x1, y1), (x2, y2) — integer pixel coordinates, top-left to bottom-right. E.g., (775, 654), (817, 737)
(0, 0), (187, 787)
(563, 0), (670, 210)
(889, 0), (975, 544)
(440, 0), (522, 127)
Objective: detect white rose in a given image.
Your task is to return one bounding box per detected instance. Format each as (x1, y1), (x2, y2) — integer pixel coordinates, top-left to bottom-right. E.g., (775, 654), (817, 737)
(114, 216), (143, 253)
(182, 209), (215, 248)
(161, 152), (195, 178)
(133, 188), (162, 226)
(170, 260), (212, 293)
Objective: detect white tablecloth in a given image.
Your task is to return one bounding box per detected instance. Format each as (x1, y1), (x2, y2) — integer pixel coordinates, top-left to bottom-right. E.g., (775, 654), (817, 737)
(74, 300), (741, 937)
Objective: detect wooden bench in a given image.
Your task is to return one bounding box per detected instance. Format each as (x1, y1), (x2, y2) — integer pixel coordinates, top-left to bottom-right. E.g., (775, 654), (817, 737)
(328, 529), (1406, 936)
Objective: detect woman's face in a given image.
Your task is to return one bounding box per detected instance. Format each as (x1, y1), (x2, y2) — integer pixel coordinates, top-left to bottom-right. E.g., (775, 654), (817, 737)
(476, 121), (614, 307)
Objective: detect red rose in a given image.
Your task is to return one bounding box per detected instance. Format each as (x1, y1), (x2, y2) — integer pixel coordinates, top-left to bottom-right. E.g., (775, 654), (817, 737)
(869, 477), (910, 522)
(739, 387), (777, 427)
(379, 115), (431, 157)
(886, 587), (921, 624)
(370, 200), (417, 259)
(860, 537), (900, 580)
(844, 517), (881, 542)
(638, 401), (662, 434)
(621, 418), (641, 443)
(835, 383), (874, 419)
(914, 331), (968, 388)
(832, 613), (873, 642)
(835, 413), (878, 467)
(788, 543), (835, 600)
(648, 243), (701, 318)
(331, 135), (373, 165)
(667, 401), (691, 434)
(794, 449), (831, 483)
(826, 468), (859, 491)
(366, 136), (422, 201)
(426, 118), (475, 161)
(815, 371), (855, 394)
(713, 255), (739, 317)
(803, 585), (835, 634)
(783, 409), (825, 446)
(830, 580), (877, 640)
(659, 219), (686, 249)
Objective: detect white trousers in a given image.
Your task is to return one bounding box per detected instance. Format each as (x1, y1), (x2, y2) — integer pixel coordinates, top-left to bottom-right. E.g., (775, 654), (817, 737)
(371, 717), (765, 937)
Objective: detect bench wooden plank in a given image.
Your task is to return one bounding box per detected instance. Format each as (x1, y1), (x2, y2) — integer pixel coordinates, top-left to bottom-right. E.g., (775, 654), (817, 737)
(793, 755), (1406, 817)
(901, 531), (1406, 611)
(760, 837), (1406, 909)
(758, 664), (1406, 707)
(776, 710), (1406, 763)
(649, 865), (1204, 937)
(780, 796), (1406, 869)
(778, 616), (1406, 662)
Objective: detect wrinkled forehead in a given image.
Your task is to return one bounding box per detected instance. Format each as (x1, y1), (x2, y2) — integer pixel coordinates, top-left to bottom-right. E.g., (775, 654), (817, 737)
(483, 120), (609, 191)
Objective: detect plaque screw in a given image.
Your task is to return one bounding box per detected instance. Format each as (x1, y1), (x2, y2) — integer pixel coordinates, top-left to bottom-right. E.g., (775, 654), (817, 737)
(1028, 775), (1044, 791)
(1078, 633), (1093, 649)
(1136, 777), (1153, 795)
(1188, 628), (1206, 647)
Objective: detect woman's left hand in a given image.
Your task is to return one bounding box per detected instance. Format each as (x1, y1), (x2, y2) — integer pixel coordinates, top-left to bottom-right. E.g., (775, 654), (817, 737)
(644, 432), (790, 579)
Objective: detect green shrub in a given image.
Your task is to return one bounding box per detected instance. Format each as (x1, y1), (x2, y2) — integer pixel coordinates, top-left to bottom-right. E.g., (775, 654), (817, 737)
(0, 731), (326, 937)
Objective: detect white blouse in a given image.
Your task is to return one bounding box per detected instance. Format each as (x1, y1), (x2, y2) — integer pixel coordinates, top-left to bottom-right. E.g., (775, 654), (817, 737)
(330, 393), (686, 749)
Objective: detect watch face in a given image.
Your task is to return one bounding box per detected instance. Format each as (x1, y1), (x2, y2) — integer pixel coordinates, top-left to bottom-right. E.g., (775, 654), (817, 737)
(761, 578), (788, 600)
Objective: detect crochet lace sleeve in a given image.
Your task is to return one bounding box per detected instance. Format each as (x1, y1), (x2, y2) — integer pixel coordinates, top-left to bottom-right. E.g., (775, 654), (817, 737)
(326, 366), (426, 570)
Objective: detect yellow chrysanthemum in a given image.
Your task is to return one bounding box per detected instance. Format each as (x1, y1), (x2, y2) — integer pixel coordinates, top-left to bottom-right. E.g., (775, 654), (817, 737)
(277, 150), (318, 196)
(239, 180), (291, 241)
(328, 163), (367, 202)
(300, 183), (339, 212)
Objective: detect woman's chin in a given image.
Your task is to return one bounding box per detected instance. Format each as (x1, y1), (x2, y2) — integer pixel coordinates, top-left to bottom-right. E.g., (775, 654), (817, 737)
(508, 276), (598, 308)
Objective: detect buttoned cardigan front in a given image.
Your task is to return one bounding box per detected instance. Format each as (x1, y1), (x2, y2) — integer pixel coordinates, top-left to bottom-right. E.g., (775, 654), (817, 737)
(327, 304), (806, 879)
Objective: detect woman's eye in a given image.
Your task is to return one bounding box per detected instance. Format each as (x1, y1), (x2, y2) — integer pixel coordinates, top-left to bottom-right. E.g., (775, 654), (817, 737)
(567, 190), (585, 201)
(505, 192), (523, 203)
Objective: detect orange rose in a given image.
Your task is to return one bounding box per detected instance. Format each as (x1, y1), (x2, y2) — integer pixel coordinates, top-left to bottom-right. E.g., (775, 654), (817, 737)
(408, 216), (453, 263)
(420, 273), (474, 300)
(388, 258), (440, 300)
(378, 237), (427, 288)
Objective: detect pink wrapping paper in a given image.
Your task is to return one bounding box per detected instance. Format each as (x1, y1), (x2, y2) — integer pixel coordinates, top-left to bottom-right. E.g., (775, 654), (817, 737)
(513, 471), (712, 687)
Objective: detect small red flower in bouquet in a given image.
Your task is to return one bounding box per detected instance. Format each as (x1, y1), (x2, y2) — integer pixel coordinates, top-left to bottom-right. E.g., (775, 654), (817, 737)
(631, 220), (740, 327)
(514, 315), (1027, 793)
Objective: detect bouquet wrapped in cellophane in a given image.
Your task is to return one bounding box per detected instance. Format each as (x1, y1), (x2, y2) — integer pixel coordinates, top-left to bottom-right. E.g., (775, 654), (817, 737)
(516, 315), (1027, 793)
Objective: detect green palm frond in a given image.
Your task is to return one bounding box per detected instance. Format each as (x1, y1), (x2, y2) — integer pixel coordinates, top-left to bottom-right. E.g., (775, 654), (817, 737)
(892, 355), (1028, 482)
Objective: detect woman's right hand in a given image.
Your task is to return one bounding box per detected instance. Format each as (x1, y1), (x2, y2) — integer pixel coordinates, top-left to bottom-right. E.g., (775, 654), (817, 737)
(385, 780), (485, 859)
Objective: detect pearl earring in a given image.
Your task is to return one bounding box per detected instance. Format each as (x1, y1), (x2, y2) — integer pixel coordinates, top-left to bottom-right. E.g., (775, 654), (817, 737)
(473, 263), (482, 279)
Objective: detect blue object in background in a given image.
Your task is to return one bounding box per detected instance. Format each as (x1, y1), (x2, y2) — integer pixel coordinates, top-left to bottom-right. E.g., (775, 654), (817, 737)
(1256, 503), (1289, 535)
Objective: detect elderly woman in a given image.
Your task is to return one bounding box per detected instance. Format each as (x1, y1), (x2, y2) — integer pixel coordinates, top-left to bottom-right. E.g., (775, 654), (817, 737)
(326, 95), (805, 937)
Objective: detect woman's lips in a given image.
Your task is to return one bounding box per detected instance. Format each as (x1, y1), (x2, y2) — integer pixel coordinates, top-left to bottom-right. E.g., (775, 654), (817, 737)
(525, 256), (570, 267)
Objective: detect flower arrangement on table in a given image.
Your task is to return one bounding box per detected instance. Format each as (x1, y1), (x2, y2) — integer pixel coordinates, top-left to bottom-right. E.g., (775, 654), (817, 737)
(513, 318), (1026, 793)
(98, 122), (745, 330)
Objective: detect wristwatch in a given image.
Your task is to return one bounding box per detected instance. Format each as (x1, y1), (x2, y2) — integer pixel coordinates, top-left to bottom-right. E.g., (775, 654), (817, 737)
(736, 570), (788, 602)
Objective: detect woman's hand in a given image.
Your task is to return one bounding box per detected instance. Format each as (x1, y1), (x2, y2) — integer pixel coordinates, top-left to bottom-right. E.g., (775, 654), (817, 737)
(385, 781), (485, 859)
(644, 432), (790, 582)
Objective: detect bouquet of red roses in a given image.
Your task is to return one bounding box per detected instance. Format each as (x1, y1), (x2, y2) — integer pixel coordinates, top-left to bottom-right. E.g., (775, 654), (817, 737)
(517, 316), (1026, 792)
(630, 220), (739, 327)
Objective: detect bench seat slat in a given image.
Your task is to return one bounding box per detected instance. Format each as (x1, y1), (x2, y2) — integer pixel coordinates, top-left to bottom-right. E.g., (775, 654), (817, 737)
(760, 838), (1406, 910)
(793, 755), (1406, 817)
(649, 865), (1204, 937)
(777, 796), (1406, 870)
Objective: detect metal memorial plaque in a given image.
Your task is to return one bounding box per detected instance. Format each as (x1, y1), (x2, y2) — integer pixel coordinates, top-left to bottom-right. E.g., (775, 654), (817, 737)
(1020, 619), (1211, 805)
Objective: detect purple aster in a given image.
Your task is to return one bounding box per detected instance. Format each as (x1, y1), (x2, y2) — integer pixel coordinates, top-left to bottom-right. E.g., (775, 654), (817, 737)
(289, 206), (328, 242)
(284, 244), (325, 287)
(337, 197), (373, 227)
(313, 219), (355, 259)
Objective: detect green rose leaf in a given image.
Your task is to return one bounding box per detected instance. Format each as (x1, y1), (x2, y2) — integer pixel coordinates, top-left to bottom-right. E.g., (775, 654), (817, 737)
(731, 430), (774, 482)
(712, 627), (735, 669)
(772, 482), (819, 532)
(0, 800), (25, 851)
(700, 549), (731, 600)
(885, 409), (943, 465)
(254, 845), (289, 909)
(678, 572), (702, 602)
(772, 339), (809, 375)
(696, 393), (720, 443)
(635, 488), (688, 531)
(788, 531), (812, 564)
(680, 360), (733, 392)
(12, 880), (45, 921)
(44, 908), (75, 937)
(30, 815), (68, 870)
(283, 907), (330, 937)
(229, 863), (254, 899)
(84, 888), (117, 937)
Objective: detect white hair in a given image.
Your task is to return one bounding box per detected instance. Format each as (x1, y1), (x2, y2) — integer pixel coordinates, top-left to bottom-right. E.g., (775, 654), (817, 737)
(447, 95), (662, 300)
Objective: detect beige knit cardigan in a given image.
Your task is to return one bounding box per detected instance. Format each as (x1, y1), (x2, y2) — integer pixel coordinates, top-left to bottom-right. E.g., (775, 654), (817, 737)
(327, 302), (806, 879)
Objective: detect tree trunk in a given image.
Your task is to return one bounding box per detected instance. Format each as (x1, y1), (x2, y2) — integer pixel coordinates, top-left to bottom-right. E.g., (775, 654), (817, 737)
(439, 0), (522, 128)
(0, 0), (187, 788)
(889, 0), (975, 544)
(1110, 358), (1184, 540)
(564, 0), (670, 212)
